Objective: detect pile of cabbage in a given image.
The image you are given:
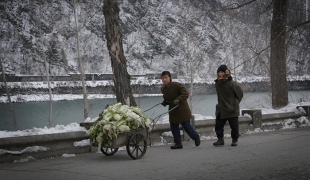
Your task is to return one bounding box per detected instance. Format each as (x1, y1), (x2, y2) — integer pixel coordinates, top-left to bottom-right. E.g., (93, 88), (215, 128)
(86, 103), (152, 152)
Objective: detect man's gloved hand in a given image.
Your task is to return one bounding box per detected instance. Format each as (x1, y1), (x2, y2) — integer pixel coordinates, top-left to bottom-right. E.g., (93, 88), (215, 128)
(161, 101), (167, 107)
(173, 99), (180, 105)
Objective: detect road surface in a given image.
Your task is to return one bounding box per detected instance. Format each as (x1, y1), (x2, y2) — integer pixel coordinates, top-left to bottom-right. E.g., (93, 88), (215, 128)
(1, 127), (310, 180)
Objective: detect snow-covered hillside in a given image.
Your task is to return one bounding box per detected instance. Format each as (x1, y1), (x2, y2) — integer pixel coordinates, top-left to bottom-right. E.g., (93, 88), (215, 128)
(0, 0), (309, 81)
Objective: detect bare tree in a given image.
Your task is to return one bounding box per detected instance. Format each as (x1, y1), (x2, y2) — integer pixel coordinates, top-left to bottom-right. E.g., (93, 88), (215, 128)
(0, 59), (18, 130)
(270, 0), (288, 109)
(183, 16), (197, 135)
(307, 0), (309, 21)
(102, 0), (137, 106)
(39, 0), (53, 127)
(207, 0), (310, 109)
(73, 0), (89, 118)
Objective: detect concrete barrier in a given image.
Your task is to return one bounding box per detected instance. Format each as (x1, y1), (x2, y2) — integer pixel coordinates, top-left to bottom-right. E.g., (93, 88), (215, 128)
(0, 106), (309, 163)
(0, 131), (89, 163)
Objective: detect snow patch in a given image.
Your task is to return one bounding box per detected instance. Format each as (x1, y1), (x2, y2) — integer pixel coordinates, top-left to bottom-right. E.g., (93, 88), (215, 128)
(73, 139), (90, 147)
(0, 146), (49, 155)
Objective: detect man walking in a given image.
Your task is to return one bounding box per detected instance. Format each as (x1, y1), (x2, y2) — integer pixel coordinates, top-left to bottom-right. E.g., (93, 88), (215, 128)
(161, 71), (200, 149)
(213, 65), (243, 146)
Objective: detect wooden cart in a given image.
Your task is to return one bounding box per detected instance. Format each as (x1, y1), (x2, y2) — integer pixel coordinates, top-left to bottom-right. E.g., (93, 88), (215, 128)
(100, 127), (150, 160)
(98, 102), (178, 160)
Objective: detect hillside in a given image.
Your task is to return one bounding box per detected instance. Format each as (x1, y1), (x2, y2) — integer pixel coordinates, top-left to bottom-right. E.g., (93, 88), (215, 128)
(0, 0), (309, 82)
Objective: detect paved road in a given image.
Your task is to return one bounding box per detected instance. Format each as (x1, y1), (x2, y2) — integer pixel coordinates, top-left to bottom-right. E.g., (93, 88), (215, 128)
(1, 127), (310, 180)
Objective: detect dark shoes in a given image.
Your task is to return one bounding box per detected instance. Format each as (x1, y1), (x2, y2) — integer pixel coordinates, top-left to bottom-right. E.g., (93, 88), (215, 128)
(195, 137), (200, 146)
(213, 138), (224, 146)
(213, 138), (238, 146)
(231, 139), (238, 146)
(171, 137), (200, 149)
(171, 142), (183, 149)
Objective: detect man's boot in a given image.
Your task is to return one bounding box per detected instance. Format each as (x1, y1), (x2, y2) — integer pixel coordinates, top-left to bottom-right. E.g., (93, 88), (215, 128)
(213, 138), (224, 146)
(231, 139), (238, 146)
(195, 136), (201, 146)
(171, 141), (183, 149)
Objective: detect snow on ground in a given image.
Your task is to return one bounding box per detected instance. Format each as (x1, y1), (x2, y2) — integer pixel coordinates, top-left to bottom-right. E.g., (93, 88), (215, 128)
(259, 102), (309, 114)
(0, 93), (163, 103)
(12, 153), (77, 163)
(1, 75), (309, 90)
(61, 154), (76, 158)
(0, 146), (49, 155)
(0, 123), (87, 138)
(13, 156), (36, 163)
(73, 139), (90, 147)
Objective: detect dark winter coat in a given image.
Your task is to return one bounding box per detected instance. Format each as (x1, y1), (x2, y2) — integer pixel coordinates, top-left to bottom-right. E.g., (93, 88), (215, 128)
(215, 77), (243, 119)
(161, 82), (192, 124)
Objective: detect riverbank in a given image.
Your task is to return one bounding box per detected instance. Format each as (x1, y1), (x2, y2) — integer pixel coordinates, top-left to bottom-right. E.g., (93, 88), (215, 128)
(1, 80), (310, 100)
(1, 90), (310, 131)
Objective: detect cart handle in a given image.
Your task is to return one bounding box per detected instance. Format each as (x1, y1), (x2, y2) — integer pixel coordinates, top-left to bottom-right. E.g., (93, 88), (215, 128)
(141, 101), (180, 129)
(143, 102), (162, 112)
(152, 103), (179, 120)
(142, 101), (177, 112)
(149, 103), (179, 129)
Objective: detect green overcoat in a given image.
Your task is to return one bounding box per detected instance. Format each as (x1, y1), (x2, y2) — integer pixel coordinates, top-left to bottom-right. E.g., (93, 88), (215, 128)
(215, 77), (243, 119)
(161, 82), (192, 124)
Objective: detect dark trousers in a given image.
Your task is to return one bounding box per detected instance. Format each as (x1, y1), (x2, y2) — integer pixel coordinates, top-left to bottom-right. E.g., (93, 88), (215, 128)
(170, 120), (199, 143)
(215, 116), (239, 140)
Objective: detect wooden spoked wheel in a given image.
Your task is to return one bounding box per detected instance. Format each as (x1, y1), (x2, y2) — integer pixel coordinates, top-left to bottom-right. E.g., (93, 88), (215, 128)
(101, 147), (119, 156)
(126, 134), (147, 159)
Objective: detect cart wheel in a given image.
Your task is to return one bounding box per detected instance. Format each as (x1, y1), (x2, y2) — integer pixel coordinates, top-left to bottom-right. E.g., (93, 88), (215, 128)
(126, 133), (147, 159)
(101, 147), (119, 156)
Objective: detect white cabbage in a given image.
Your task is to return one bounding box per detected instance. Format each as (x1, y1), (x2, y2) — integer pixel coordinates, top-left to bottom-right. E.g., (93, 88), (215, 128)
(87, 103), (152, 150)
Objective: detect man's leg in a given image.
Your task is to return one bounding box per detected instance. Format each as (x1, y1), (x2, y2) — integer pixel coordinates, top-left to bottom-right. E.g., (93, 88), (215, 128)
(181, 120), (200, 146)
(228, 117), (239, 146)
(213, 116), (227, 145)
(170, 123), (183, 149)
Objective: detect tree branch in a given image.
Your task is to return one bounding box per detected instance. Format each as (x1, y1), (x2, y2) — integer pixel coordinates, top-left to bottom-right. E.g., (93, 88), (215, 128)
(191, 0), (259, 12)
(287, 20), (310, 33)
(234, 43), (271, 70)
(221, 0), (257, 11)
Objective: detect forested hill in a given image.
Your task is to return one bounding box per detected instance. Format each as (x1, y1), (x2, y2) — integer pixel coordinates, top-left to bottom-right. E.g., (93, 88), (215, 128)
(0, 0), (309, 81)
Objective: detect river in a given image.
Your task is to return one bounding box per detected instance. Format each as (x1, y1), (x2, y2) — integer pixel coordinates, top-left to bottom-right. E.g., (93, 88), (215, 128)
(1, 91), (309, 131)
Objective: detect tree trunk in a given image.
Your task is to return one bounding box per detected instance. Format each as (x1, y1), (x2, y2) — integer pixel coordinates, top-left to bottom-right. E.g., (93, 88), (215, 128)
(40, 0), (53, 127)
(73, 0), (89, 119)
(186, 30), (195, 132)
(102, 0), (136, 106)
(270, 0), (288, 109)
(0, 59), (18, 130)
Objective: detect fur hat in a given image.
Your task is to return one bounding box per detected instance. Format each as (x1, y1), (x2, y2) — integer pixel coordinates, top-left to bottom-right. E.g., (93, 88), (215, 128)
(217, 64), (230, 75)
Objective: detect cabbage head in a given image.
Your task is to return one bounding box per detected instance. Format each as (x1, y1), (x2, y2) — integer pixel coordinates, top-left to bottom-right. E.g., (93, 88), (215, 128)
(118, 125), (130, 133)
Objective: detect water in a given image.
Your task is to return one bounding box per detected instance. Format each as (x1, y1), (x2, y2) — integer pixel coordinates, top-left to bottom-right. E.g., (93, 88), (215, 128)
(1, 91), (309, 131)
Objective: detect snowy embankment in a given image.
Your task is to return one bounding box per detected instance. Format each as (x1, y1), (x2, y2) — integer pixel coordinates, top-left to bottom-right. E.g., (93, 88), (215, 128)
(1, 102), (309, 139)
(1, 75), (310, 103)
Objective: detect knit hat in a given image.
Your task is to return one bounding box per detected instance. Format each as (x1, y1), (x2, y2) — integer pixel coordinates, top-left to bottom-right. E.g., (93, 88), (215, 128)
(217, 65), (228, 73)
